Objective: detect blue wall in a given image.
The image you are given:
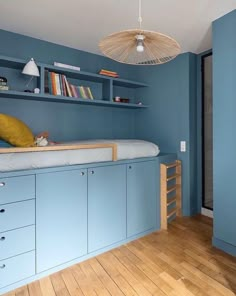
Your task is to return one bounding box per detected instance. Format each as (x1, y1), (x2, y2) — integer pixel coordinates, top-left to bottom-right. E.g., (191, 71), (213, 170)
(135, 53), (197, 216)
(0, 29), (139, 141)
(0, 29), (198, 216)
(212, 9), (236, 255)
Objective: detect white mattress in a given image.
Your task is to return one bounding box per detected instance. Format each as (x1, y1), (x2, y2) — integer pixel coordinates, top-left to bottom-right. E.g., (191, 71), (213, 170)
(0, 140), (160, 172)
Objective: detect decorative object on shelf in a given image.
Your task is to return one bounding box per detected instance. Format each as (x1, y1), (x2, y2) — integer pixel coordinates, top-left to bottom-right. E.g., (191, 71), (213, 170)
(113, 97), (130, 103)
(22, 58), (40, 92)
(54, 62), (80, 72)
(34, 88), (40, 94)
(99, 69), (119, 78)
(0, 76), (9, 91)
(99, 0), (181, 65)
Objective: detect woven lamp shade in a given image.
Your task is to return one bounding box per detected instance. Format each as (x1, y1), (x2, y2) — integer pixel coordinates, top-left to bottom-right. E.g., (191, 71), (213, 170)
(99, 29), (181, 65)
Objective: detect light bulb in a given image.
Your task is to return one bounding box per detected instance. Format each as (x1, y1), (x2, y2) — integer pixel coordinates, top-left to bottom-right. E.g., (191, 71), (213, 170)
(136, 34), (145, 53)
(136, 42), (144, 52)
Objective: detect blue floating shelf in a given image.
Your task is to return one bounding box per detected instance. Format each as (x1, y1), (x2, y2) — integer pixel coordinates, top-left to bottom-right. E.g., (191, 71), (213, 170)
(0, 90), (148, 109)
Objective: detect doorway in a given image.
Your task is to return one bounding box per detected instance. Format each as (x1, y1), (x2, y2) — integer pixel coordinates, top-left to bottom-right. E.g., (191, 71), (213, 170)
(202, 53), (213, 211)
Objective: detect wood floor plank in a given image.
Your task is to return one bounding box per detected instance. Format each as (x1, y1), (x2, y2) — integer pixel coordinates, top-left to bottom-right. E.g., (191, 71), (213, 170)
(15, 286), (29, 296)
(60, 269), (84, 296)
(3, 215), (236, 296)
(50, 272), (70, 296)
(79, 260), (111, 296)
(89, 258), (124, 296)
(39, 277), (56, 296)
(71, 264), (97, 296)
(28, 281), (43, 296)
(113, 248), (167, 296)
(97, 254), (139, 296)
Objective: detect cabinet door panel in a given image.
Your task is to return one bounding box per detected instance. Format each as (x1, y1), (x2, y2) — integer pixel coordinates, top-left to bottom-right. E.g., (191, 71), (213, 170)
(88, 165), (126, 252)
(36, 169), (87, 273)
(127, 161), (158, 237)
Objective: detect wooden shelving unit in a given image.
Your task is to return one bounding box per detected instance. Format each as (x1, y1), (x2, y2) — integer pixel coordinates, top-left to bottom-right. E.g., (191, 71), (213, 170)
(160, 160), (182, 230)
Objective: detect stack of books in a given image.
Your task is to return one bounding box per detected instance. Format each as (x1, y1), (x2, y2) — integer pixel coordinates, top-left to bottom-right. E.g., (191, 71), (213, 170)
(0, 76), (9, 91)
(45, 70), (93, 99)
(99, 69), (119, 78)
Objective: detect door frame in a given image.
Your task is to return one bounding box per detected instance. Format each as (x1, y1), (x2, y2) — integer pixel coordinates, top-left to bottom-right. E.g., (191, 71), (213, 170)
(201, 51), (213, 211)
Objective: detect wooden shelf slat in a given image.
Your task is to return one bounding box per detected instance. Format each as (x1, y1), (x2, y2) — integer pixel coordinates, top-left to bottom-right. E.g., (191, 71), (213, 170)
(167, 173), (180, 181)
(167, 208), (177, 219)
(167, 185), (177, 194)
(167, 196), (176, 206)
(166, 161), (181, 169)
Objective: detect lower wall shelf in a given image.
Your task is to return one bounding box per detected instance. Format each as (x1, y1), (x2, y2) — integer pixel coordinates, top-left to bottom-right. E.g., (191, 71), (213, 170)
(0, 90), (148, 109)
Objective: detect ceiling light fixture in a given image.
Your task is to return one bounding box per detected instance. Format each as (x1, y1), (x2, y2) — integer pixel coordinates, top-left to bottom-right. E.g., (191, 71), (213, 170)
(99, 0), (181, 65)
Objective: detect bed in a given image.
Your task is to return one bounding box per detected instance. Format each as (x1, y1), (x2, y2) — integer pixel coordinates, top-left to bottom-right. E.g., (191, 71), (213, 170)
(0, 139), (160, 172)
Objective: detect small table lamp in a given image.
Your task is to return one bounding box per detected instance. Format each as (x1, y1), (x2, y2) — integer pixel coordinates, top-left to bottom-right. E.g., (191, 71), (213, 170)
(22, 58), (40, 92)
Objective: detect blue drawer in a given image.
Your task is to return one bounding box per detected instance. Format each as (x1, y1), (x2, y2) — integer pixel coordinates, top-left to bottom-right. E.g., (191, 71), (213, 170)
(0, 225), (35, 261)
(0, 200), (35, 233)
(0, 175), (35, 205)
(0, 251), (35, 288)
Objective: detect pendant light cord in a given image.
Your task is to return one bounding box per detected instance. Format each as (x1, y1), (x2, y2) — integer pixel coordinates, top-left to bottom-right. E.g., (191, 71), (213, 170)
(138, 0), (142, 29)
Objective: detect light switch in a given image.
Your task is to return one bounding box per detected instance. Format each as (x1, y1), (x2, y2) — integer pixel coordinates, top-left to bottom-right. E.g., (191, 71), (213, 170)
(180, 141), (186, 152)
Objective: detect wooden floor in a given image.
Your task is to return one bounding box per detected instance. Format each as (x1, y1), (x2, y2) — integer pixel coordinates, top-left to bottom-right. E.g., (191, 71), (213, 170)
(4, 215), (236, 296)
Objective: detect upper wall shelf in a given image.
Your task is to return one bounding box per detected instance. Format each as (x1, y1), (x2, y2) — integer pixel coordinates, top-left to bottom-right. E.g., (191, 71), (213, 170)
(0, 55), (148, 109)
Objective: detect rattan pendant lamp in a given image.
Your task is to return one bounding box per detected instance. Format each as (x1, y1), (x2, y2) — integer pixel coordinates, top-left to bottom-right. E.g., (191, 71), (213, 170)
(99, 0), (181, 65)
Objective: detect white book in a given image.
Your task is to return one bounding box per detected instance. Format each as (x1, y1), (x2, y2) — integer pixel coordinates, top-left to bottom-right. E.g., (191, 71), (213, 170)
(55, 74), (61, 96)
(54, 62), (80, 72)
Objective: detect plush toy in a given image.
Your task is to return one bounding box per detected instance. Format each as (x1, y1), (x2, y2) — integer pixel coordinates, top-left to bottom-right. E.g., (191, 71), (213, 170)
(34, 131), (49, 147)
(34, 131), (59, 146)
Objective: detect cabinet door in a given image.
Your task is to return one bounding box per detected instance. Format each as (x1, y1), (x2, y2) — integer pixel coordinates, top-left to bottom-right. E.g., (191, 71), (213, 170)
(36, 169), (87, 273)
(88, 165), (126, 252)
(127, 161), (158, 237)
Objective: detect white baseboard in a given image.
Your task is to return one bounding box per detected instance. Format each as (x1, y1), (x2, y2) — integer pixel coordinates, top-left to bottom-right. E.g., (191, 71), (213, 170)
(201, 207), (213, 218)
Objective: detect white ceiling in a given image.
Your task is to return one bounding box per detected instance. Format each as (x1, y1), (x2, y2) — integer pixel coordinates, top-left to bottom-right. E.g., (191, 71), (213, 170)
(0, 0), (235, 56)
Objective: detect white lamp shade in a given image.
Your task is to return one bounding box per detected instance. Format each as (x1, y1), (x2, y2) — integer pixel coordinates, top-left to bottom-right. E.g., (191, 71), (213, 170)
(22, 58), (40, 77)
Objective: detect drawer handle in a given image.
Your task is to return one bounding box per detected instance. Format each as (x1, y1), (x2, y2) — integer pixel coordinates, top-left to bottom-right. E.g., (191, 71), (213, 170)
(129, 166), (132, 169)
(0, 237), (5, 241)
(90, 170), (94, 175)
(0, 209), (5, 213)
(0, 264), (5, 269)
(0, 182), (5, 187)
(80, 172), (85, 176)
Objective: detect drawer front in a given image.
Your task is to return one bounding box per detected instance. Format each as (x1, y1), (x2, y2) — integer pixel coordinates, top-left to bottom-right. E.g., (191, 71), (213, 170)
(0, 175), (35, 205)
(0, 200), (35, 233)
(0, 251), (35, 288)
(0, 225), (35, 261)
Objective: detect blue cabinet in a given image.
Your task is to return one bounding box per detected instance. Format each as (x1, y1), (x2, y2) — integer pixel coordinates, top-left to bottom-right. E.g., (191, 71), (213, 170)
(127, 161), (158, 237)
(36, 169), (87, 272)
(88, 165), (126, 252)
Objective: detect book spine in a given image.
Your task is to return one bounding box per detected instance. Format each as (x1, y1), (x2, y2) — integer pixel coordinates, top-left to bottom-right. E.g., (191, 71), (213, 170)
(75, 86), (80, 98)
(61, 75), (67, 97)
(51, 72), (57, 95)
(84, 87), (90, 99)
(64, 77), (72, 97)
(79, 86), (85, 98)
(55, 74), (61, 95)
(44, 70), (49, 93)
(87, 87), (94, 99)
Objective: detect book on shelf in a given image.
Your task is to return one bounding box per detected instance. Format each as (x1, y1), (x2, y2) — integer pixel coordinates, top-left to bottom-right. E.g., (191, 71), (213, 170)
(99, 69), (119, 78)
(45, 70), (94, 100)
(54, 62), (80, 72)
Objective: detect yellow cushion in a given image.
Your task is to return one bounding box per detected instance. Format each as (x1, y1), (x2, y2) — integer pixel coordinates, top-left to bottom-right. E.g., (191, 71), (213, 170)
(0, 114), (34, 147)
